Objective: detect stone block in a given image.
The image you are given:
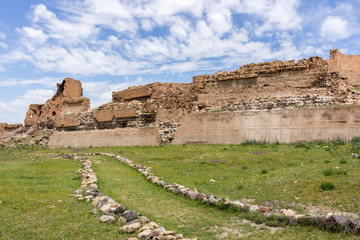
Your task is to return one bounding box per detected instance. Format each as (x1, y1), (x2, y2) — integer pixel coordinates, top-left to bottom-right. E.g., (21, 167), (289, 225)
(93, 110), (114, 122)
(114, 108), (137, 118)
(55, 115), (78, 128)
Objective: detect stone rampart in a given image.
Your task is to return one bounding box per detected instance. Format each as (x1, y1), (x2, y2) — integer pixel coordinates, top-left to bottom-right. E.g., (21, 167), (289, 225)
(173, 105), (360, 144)
(328, 49), (360, 86)
(22, 49), (360, 146)
(48, 128), (162, 148)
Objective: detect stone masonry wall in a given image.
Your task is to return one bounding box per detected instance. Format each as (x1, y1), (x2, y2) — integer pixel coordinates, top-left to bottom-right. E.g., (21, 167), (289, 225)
(24, 49), (360, 145)
(0, 123), (24, 140)
(328, 49), (360, 86)
(24, 78), (90, 130)
(192, 55), (357, 112)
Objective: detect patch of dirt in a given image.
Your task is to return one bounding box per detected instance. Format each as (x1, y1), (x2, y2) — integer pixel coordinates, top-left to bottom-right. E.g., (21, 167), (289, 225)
(209, 225), (252, 239)
(252, 151), (270, 155)
(306, 205), (360, 220)
(210, 159), (227, 164)
(242, 219), (282, 235)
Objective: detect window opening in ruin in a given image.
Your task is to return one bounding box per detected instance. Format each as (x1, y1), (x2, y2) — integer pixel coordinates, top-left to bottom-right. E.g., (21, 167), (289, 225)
(52, 111), (57, 116)
(30, 114), (33, 119)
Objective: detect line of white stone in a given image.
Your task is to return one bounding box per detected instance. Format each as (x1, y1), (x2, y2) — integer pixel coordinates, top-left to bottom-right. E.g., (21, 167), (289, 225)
(63, 153), (196, 240)
(93, 152), (360, 235)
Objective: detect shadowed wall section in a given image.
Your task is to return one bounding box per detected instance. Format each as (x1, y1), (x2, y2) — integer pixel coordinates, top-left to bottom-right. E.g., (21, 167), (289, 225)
(48, 128), (162, 148)
(173, 105), (360, 144)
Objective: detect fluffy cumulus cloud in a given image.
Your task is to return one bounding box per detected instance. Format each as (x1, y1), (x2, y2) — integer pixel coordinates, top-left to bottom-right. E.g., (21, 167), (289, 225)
(0, 0), (308, 76)
(0, 89), (54, 123)
(321, 16), (351, 41)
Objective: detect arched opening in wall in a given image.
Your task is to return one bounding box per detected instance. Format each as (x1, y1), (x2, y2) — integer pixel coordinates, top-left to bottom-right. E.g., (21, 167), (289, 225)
(30, 114), (33, 119)
(52, 111), (57, 116)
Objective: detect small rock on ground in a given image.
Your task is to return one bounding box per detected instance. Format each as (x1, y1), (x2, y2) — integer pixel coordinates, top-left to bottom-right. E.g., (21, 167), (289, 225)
(100, 215), (116, 223)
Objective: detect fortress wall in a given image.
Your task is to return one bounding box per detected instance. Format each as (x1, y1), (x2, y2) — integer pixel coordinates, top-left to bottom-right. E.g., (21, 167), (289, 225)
(48, 127), (162, 148)
(0, 123), (24, 140)
(173, 105), (360, 144)
(192, 57), (331, 111)
(328, 49), (360, 86)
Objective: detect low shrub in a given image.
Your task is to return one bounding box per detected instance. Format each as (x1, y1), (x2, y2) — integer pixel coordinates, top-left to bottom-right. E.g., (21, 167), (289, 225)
(323, 169), (334, 176)
(320, 182), (335, 191)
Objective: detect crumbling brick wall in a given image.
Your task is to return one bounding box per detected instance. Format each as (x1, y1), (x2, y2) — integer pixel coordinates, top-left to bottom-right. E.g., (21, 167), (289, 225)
(0, 123), (24, 140)
(328, 49), (360, 86)
(22, 49), (360, 143)
(24, 78), (90, 130)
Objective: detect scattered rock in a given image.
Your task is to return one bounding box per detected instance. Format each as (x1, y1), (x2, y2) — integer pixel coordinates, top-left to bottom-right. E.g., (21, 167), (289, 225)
(114, 205), (128, 214)
(140, 216), (150, 224)
(281, 209), (296, 217)
(122, 210), (138, 222)
(138, 229), (152, 238)
(127, 219), (141, 225)
(90, 208), (98, 214)
(100, 204), (111, 212)
(188, 189), (199, 199)
(119, 222), (141, 233)
(100, 215), (116, 223)
(118, 216), (127, 225)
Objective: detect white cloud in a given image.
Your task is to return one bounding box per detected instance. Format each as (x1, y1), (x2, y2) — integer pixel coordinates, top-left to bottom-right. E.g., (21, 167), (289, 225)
(17, 26), (48, 43)
(0, 77), (60, 87)
(0, 32), (5, 39)
(0, 42), (7, 49)
(321, 16), (351, 41)
(0, 0), (306, 76)
(0, 89), (54, 123)
(241, 0), (302, 35)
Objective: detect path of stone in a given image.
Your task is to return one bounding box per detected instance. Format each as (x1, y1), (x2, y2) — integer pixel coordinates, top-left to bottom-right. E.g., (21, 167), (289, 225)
(42, 151), (360, 237)
(65, 154), (196, 240)
(92, 152), (360, 235)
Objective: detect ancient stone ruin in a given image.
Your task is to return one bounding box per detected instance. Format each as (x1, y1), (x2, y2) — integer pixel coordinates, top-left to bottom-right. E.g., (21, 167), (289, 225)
(2, 49), (360, 147)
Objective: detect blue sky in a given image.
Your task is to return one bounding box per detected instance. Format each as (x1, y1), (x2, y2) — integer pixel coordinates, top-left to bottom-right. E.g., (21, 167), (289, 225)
(0, 0), (360, 123)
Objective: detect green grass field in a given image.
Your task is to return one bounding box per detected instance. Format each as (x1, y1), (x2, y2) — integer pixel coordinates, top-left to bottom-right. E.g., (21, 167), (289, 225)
(0, 140), (359, 239)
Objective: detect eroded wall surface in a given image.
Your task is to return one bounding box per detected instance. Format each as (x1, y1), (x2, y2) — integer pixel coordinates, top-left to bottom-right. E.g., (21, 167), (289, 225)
(23, 49), (360, 146)
(48, 128), (162, 148)
(173, 105), (360, 144)
(328, 49), (360, 86)
(24, 77), (90, 129)
(0, 123), (24, 140)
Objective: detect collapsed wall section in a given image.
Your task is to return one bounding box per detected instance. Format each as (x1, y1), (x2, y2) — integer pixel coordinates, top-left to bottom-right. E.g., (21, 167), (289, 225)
(24, 78), (90, 130)
(111, 82), (195, 141)
(0, 123), (24, 140)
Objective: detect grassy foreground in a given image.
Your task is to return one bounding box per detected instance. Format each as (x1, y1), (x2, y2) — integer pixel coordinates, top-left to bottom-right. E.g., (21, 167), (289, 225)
(84, 140), (360, 215)
(0, 140), (359, 239)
